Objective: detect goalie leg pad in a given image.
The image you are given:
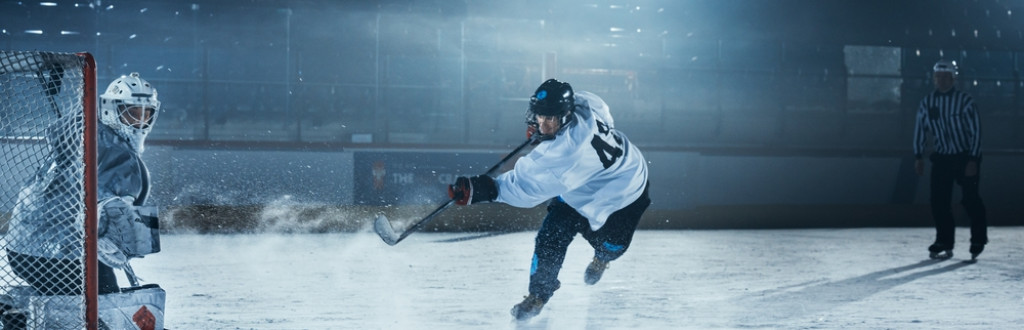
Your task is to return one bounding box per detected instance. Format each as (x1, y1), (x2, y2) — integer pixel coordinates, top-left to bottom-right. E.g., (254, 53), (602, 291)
(20, 284), (164, 330)
(97, 284), (165, 330)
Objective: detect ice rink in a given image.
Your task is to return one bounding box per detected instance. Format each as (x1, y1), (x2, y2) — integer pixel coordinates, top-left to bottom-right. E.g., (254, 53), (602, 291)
(131, 226), (1024, 329)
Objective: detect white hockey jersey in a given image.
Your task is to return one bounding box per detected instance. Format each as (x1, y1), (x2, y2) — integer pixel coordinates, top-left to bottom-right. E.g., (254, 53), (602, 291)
(495, 91), (648, 231)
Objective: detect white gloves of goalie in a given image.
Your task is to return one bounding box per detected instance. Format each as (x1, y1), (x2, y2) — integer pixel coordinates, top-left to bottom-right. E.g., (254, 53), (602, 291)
(98, 196), (160, 269)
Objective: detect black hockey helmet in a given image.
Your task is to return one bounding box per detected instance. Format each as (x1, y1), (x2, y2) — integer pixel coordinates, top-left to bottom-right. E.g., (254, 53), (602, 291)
(526, 79), (574, 127)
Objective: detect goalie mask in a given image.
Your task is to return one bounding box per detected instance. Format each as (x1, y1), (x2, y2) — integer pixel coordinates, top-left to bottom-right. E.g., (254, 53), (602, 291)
(100, 72), (160, 152)
(526, 79), (575, 133)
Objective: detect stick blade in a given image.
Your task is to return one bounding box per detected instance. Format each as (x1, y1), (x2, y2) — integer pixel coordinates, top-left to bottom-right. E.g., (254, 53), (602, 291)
(373, 214), (400, 246)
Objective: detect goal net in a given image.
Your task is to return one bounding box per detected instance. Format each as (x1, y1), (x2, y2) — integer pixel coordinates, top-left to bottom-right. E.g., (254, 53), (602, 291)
(0, 51), (98, 329)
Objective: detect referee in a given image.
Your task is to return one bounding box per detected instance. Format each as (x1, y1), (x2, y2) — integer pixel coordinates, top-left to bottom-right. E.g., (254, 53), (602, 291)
(913, 59), (987, 261)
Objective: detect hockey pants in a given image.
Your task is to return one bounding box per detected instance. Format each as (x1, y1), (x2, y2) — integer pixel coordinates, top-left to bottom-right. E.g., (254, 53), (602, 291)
(7, 251), (119, 295)
(528, 183), (650, 300)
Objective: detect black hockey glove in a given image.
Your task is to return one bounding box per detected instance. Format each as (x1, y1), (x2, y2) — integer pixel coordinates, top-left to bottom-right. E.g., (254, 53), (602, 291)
(448, 175), (498, 206)
(40, 55), (65, 96)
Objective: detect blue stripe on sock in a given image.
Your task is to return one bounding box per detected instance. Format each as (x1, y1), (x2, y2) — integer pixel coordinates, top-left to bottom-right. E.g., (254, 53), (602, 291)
(530, 254), (538, 275)
(602, 242), (624, 252)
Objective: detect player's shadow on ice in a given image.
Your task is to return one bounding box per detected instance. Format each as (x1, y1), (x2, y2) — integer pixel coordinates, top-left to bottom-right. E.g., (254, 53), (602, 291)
(737, 259), (972, 324)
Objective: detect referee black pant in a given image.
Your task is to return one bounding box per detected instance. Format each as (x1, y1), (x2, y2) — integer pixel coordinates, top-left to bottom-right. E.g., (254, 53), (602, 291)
(929, 153), (988, 247)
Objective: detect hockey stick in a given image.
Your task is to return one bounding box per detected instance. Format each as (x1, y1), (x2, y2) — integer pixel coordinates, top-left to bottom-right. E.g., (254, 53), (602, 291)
(37, 53), (66, 118)
(374, 137), (537, 245)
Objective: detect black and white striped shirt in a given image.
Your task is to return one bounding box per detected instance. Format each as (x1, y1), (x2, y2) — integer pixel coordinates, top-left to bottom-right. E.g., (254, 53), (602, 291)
(914, 87), (982, 160)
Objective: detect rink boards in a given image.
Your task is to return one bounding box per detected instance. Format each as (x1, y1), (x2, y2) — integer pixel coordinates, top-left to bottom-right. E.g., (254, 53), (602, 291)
(134, 145), (1024, 230)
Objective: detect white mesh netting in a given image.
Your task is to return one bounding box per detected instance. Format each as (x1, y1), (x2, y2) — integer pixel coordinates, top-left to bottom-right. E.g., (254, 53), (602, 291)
(1, 51), (91, 330)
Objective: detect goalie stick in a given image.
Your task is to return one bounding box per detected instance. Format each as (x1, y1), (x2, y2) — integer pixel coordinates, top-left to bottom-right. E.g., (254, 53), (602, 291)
(374, 136), (538, 245)
(38, 53), (66, 118)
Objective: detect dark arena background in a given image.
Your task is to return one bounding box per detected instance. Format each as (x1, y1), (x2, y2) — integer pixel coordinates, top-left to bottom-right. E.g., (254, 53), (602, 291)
(3, 0), (1022, 232)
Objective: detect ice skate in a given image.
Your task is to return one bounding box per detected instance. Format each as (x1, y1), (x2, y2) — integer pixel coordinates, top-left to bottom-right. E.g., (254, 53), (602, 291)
(969, 243), (984, 260)
(928, 243), (953, 260)
(584, 257), (609, 285)
(510, 294), (547, 321)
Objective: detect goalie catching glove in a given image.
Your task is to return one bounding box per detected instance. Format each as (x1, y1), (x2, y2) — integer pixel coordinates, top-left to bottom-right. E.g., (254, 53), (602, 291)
(98, 196), (161, 268)
(448, 175), (498, 206)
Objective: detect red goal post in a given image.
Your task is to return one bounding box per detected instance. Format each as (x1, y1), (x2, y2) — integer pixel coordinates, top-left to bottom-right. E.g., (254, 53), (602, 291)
(0, 51), (99, 330)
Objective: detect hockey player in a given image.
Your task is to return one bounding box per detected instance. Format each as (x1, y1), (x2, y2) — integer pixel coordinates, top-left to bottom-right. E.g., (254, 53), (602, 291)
(913, 60), (988, 261)
(448, 79), (650, 320)
(3, 72), (164, 328)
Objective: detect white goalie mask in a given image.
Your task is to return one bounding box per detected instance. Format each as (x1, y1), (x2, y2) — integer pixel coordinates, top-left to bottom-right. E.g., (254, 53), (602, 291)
(100, 72), (160, 152)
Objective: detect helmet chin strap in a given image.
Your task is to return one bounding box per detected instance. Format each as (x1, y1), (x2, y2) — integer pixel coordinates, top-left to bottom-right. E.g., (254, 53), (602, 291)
(554, 110), (575, 132)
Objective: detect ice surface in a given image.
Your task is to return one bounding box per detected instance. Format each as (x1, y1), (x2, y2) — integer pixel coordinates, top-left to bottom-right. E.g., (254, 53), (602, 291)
(130, 227), (1024, 329)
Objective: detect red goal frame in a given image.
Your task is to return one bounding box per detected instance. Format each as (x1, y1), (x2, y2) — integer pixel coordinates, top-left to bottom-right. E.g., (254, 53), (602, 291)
(79, 51), (99, 330)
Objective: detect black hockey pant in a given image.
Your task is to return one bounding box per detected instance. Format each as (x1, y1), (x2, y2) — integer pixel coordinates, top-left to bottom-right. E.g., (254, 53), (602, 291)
(929, 153), (987, 247)
(7, 250), (119, 296)
(528, 182), (650, 300)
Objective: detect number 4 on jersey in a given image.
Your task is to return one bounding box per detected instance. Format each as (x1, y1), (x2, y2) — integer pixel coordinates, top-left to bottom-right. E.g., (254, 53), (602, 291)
(591, 120), (623, 169)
